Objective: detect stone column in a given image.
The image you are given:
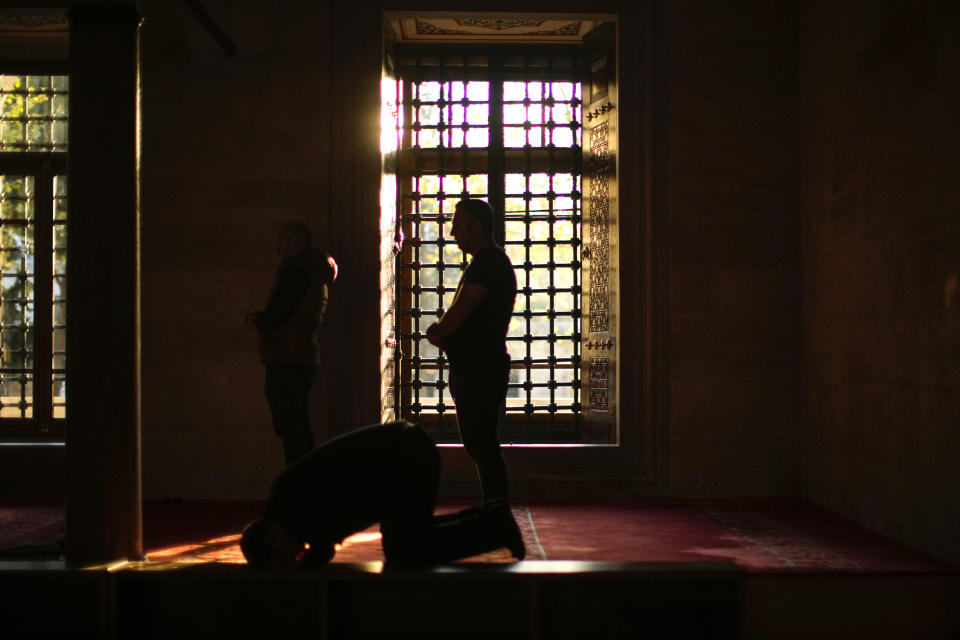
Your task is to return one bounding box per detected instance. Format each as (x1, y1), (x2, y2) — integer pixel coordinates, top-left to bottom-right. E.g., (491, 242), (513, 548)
(65, 0), (142, 563)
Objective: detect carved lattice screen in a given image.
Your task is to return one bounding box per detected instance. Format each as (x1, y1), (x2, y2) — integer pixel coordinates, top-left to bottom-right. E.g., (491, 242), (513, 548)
(389, 47), (604, 443)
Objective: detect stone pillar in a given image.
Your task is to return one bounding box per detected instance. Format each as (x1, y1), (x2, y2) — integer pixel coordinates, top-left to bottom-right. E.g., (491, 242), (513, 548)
(65, 1), (142, 563)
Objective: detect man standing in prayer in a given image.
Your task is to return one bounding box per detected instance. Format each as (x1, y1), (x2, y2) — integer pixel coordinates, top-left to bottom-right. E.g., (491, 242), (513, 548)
(427, 199), (517, 503)
(249, 220), (338, 465)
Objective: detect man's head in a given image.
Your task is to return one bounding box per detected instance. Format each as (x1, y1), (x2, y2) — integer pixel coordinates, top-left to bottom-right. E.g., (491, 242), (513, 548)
(451, 199), (495, 255)
(276, 220), (312, 261)
(240, 517), (304, 566)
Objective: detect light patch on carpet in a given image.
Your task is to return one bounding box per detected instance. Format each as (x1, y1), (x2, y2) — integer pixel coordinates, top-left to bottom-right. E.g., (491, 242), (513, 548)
(513, 505), (547, 560)
(702, 508), (862, 570)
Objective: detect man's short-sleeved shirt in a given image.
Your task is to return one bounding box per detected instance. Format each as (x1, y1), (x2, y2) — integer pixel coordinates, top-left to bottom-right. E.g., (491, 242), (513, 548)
(443, 246), (517, 372)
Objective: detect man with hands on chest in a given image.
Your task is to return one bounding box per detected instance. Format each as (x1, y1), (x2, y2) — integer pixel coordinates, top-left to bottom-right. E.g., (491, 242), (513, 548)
(426, 199), (517, 505)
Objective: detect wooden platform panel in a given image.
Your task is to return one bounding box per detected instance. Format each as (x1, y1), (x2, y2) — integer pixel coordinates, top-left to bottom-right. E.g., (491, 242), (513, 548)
(1, 560), (742, 639)
(2, 559), (958, 638)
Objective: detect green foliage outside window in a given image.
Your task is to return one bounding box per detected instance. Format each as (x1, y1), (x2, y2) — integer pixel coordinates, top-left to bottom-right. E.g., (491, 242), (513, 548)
(1, 75), (69, 152)
(0, 74), (68, 422)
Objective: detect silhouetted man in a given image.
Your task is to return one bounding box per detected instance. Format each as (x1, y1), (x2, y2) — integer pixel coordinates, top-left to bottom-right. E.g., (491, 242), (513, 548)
(427, 199), (517, 503)
(249, 220), (338, 465)
(240, 420), (526, 566)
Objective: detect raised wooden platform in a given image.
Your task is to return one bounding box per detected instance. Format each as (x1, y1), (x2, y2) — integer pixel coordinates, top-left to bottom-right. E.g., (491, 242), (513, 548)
(2, 559), (958, 639)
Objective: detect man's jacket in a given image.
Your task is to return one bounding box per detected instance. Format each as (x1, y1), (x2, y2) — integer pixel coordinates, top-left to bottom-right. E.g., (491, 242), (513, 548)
(256, 248), (337, 365)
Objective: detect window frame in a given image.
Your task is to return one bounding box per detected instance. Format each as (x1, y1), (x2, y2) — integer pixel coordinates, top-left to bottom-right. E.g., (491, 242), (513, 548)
(342, 7), (668, 495)
(0, 64), (68, 438)
(392, 45), (592, 443)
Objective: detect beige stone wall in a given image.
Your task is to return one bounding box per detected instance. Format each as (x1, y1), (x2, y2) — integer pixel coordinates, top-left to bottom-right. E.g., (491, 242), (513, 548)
(799, 0), (960, 563)
(667, 1), (802, 496)
(139, 1), (334, 498)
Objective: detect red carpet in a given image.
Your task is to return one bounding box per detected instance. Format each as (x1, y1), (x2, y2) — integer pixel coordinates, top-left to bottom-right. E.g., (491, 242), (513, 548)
(0, 503), (64, 555)
(140, 500), (530, 564)
(522, 500), (950, 572)
(0, 499), (953, 572)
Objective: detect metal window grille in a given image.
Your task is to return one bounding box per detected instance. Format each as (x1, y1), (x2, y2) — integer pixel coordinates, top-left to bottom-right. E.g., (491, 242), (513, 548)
(0, 175), (36, 419)
(0, 73), (68, 433)
(395, 49), (585, 443)
(0, 75), (68, 152)
(52, 175), (66, 419)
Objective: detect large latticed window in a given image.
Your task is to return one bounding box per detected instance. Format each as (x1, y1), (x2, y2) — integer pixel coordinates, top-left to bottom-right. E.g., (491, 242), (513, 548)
(392, 49), (586, 443)
(0, 74), (68, 434)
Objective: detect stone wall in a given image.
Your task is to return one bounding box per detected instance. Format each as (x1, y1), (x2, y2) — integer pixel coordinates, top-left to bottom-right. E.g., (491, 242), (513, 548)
(799, 0), (960, 563)
(139, 1), (334, 497)
(667, 1), (801, 496)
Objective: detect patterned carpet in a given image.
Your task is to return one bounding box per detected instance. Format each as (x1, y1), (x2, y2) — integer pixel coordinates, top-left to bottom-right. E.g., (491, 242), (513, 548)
(0, 505), (64, 556)
(521, 500), (952, 572)
(141, 503), (540, 565)
(0, 499), (952, 572)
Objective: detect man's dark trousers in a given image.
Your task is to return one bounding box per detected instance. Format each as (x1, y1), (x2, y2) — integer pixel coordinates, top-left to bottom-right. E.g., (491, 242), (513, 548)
(449, 365), (510, 503)
(265, 363), (317, 465)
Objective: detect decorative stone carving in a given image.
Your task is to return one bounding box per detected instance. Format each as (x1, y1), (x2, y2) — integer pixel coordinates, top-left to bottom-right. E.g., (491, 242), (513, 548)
(588, 122), (610, 334)
(589, 356), (609, 412)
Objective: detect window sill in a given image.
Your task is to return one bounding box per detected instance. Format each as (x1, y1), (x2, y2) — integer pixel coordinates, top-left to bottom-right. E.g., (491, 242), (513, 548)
(0, 439), (65, 447)
(437, 442), (616, 449)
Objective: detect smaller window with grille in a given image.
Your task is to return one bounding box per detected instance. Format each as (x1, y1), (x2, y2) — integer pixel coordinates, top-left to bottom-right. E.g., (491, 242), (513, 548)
(0, 73), (68, 435)
(391, 49), (586, 444)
